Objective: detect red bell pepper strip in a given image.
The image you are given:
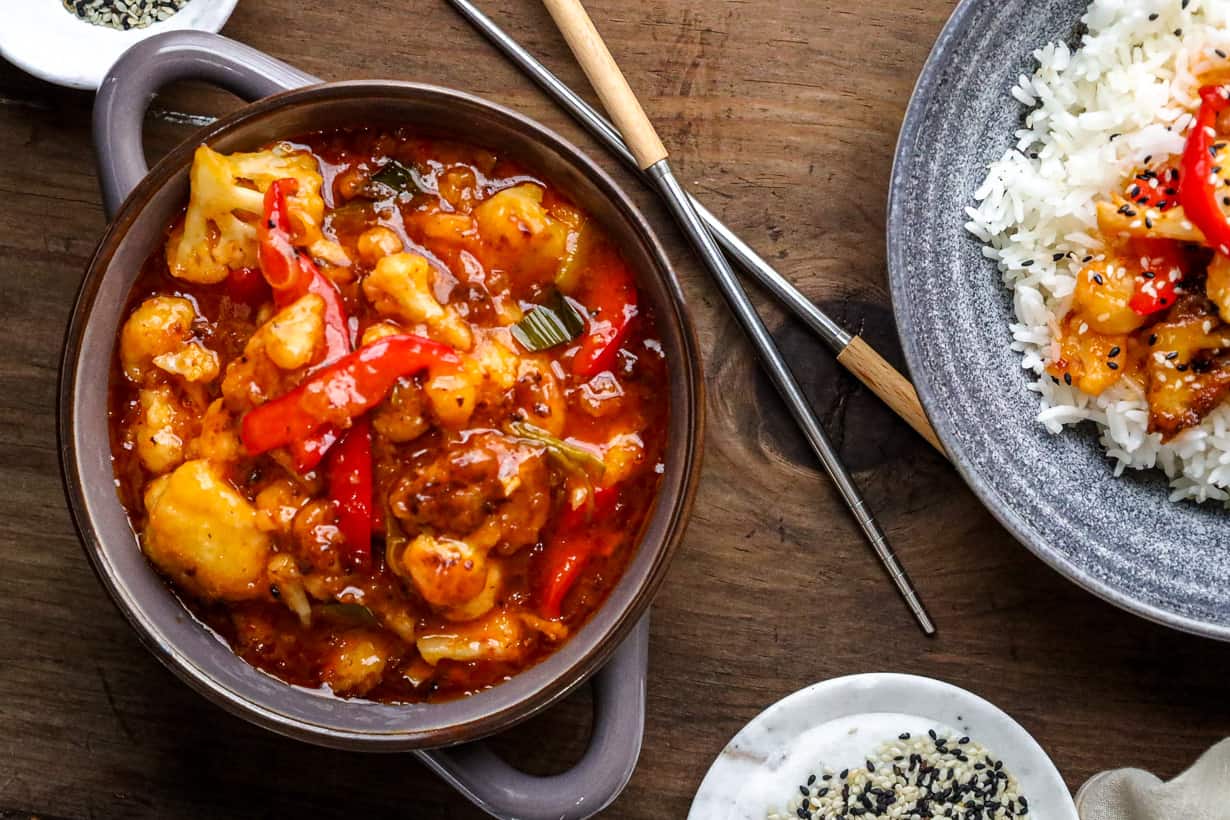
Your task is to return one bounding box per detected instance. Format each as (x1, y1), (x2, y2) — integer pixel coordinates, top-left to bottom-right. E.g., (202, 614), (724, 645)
(538, 486), (620, 618)
(225, 266), (271, 307)
(1128, 239), (1187, 316)
(538, 534), (593, 620)
(259, 179), (352, 362)
(1129, 276), (1179, 316)
(259, 179), (355, 470)
(325, 417), (374, 571)
(241, 334), (459, 457)
(1179, 85), (1230, 255)
(572, 259), (638, 379)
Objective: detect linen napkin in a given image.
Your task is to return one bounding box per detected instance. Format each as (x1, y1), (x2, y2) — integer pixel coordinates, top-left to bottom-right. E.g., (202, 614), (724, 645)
(1075, 738), (1230, 820)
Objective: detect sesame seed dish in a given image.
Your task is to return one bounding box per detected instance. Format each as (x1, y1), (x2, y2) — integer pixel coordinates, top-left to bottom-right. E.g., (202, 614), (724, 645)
(966, 0), (1230, 504)
(768, 731), (1029, 820)
(688, 675), (1075, 820)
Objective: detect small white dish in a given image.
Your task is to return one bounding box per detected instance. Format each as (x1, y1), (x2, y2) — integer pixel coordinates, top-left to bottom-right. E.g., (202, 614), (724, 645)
(0, 0), (239, 90)
(690, 673), (1077, 819)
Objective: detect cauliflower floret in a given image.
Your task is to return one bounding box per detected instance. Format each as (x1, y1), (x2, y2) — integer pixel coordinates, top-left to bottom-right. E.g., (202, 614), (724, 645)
(399, 534), (489, 608)
(473, 183), (569, 281)
(362, 252), (473, 350)
(421, 329), (520, 428)
(442, 561), (503, 623)
(372, 380), (430, 443)
(133, 385), (195, 474)
(153, 343), (219, 384)
(120, 296), (201, 382)
(601, 431), (646, 487)
(220, 294), (325, 412)
(360, 320), (403, 346)
(255, 293), (325, 370)
(416, 608), (527, 666)
(142, 459), (270, 601)
(186, 399), (241, 463)
(356, 226), (404, 266)
(164, 144), (330, 284)
(320, 631), (392, 697)
(424, 365), (480, 428)
(253, 479), (307, 534)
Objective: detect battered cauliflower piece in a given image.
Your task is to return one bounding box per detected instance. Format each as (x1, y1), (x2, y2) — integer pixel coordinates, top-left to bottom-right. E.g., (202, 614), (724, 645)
(422, 330), (520, 428)
(153, 344), (219, 384)
(362, 252), (473, 350)
(164, 144), (329, 284)
(442, 561), (503, 623)
(356, 226), (403, 266)
(187, 399), (241, 463)
(142, 459), (271, 601)
(416, 608), (526, 666)
(220, 294), (325, 411)
(254, 293), (325, 370)
(120, 296), (207, 382)
(400, 534), (489, 608)
(473, 183), (569, 280)
(320, 632), (392, 697)
(133, 385), (194, 474)
(601, 431), (646, 487)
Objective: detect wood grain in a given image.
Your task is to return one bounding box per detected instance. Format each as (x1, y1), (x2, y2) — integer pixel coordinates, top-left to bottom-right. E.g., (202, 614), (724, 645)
(2, 1), (1230, 818)
(837, 335), (945, 455)
(541, 0), (669, 169)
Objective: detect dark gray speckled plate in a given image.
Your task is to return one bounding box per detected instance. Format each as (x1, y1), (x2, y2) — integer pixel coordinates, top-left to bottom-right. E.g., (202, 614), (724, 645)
(888, 0), (1230, 640)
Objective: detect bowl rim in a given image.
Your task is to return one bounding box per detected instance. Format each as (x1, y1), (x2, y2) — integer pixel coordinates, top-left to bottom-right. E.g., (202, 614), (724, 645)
(885, 0), (1230, 643)
(58, 79), (706, 747)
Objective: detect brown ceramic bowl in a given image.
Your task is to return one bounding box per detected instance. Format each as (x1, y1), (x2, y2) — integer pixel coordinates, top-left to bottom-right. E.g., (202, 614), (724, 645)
(58, 31), (702, 817)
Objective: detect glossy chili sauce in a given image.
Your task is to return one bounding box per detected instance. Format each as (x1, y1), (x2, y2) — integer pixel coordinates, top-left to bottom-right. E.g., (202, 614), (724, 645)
(108, 128), (668, 702)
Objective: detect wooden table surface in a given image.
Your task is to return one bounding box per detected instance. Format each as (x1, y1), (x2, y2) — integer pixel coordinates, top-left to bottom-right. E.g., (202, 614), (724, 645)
(3, 1), (1229, 817)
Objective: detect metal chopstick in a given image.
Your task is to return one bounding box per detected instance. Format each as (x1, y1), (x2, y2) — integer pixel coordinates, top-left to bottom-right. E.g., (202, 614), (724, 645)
(445, 0), (851, 349)
(445, 0), (946, 458)
(531, 0), (936, 635)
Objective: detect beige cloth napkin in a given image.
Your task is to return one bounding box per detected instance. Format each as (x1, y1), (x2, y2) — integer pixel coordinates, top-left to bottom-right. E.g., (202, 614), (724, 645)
(1075, 739), (1230, 820)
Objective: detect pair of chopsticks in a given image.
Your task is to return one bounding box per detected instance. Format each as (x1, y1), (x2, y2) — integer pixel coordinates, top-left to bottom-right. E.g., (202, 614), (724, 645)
(445, 0), (938, 635)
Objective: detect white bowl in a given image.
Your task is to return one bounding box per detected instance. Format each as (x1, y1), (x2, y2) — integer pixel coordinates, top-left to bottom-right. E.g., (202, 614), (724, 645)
(0, 0), (239, 90)
(690, 673), (1078, 819)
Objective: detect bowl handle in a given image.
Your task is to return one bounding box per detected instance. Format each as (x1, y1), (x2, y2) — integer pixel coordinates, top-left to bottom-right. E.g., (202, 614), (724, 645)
(417, 615), (649, 820)
(93, 31), (320, 217)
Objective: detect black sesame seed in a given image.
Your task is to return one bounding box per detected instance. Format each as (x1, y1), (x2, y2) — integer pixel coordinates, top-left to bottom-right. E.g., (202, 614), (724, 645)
(1093, 273), (1105, 285)
(1149, 12), (1158, 20)
(1053, 252), (1065, 261)
(1107, 361), (1119, 370)
(1109, 346), (1121, 357)
(1064, 372), (1072, 385)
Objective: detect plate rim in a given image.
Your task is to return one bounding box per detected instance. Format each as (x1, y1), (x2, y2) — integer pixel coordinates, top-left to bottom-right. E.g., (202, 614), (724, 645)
(885, 0), (1230, 643)
(688, 672), (1077, 819)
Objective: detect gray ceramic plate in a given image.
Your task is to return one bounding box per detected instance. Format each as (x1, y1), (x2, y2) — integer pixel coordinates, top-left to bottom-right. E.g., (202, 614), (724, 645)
(888, 0), (1230, 641)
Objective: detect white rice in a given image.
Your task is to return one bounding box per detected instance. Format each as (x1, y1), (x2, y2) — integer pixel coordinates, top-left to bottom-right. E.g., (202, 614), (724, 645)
(966, 0), (1230, 504)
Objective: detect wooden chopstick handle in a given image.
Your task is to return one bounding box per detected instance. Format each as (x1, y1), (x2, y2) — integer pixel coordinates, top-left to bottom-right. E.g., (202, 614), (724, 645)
(541, 0), (668, 170)
(836, 336), (947, 457)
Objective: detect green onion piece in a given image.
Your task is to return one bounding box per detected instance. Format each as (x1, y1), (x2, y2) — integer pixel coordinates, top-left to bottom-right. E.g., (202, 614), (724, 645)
(507, 420), (605, 480)
(315, 603), (378, 626)
(511, 292), (585, 352)
(363, 159), (425, 198)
